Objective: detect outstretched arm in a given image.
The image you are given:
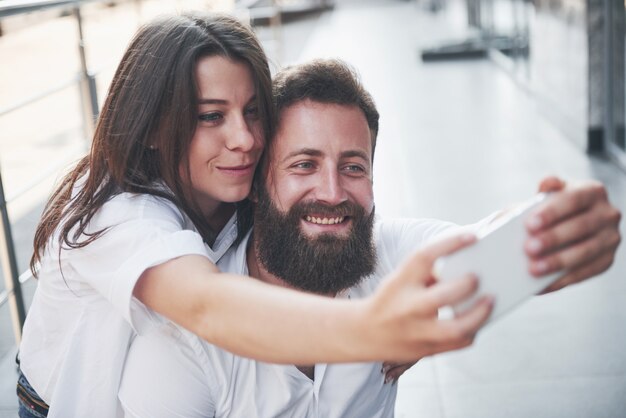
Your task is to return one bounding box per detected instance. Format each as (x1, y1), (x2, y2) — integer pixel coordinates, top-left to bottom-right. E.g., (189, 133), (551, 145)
(525, 176), (622, 293)
(133, 233), (493, 364)
(381, 177), (623, 381)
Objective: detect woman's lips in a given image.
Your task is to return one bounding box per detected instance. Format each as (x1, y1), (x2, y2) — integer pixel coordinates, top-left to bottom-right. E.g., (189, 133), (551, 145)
(217, 163), (255, 177)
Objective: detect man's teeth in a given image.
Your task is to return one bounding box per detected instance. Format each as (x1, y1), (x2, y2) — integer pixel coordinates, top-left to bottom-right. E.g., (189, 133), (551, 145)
(305, 216), (345, 225)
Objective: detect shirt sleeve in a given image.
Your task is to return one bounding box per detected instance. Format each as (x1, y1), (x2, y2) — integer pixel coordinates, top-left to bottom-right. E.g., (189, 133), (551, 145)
(374, 218), (457, 268)
(119, 323), (216, 418)
(67, 194), (210, 333)
(375, 213), (500, 269)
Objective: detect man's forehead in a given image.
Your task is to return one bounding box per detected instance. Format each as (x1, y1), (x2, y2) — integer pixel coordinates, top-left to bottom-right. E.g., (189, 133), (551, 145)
(270, 100), (372, 160)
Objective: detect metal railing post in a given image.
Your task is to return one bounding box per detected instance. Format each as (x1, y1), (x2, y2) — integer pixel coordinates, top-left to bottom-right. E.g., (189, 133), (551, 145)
(74, 5), (99, 141)
(467, 0), (481, 29)
(0, 167), (27, 344)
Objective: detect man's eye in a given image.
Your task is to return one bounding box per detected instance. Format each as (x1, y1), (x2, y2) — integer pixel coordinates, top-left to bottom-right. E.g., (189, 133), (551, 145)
(294, 162), (314, 169)
(198, 112), (223, 123)
(344, 165), (365, 173)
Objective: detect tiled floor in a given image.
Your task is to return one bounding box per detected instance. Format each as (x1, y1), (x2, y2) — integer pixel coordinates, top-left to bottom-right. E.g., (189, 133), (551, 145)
(1, 0), (625, 416)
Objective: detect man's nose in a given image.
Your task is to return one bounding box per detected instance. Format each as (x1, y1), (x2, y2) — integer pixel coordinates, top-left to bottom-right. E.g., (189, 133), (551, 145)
(314, 167), (348, 206)
(225, 116), (257, 152)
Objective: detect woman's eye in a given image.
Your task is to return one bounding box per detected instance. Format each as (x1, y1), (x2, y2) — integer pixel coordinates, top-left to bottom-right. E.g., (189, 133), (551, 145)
(245, 106), (259, 119)
(198, 112), (223, 123)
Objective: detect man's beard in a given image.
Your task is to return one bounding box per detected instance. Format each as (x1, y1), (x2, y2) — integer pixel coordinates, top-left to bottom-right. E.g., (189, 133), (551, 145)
(253, 184), (377, 295)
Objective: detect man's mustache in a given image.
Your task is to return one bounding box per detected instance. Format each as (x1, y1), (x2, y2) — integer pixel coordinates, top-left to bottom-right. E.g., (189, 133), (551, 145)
(289, 201), (364, 218)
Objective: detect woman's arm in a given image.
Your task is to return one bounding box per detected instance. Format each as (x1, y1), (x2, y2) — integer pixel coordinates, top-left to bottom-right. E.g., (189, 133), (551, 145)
(134, 233), (493, 364)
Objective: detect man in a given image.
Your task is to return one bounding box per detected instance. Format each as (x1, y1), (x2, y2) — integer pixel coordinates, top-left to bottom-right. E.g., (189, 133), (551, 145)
(118, 59), (621, 417)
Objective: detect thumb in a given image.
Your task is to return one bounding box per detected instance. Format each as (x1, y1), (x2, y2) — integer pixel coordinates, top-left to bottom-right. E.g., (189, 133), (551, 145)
(538, 176), (565, 193)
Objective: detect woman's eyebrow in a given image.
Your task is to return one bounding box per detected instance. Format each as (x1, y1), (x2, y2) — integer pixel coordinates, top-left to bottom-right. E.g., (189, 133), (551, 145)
(198, 98), (228, 104)
(245, 94), (257, 106)
(197, 94), (256, 106)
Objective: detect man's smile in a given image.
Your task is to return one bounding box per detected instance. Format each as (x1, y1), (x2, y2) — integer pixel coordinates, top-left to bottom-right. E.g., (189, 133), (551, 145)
(304, 215), (347, 225)
(300, 213), (353, 237)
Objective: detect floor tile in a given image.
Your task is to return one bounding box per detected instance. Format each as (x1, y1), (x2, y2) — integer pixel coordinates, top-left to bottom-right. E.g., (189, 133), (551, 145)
(399, 357), (438, 387)
(395, 383), (444, 418)
(439, 376), (626, 418)
(0, 347), (18, 414)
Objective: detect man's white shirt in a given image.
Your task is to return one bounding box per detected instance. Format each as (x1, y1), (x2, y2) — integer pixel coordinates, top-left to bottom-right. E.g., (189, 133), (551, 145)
(119, 217), (459, 418)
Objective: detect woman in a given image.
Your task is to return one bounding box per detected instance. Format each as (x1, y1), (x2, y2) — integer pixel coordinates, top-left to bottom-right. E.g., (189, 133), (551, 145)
(17, 12), (273, 417)
(16, 11), (496, 418)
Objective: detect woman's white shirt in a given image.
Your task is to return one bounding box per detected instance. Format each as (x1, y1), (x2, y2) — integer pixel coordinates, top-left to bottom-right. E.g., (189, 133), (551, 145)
(19, 191), (238, 418)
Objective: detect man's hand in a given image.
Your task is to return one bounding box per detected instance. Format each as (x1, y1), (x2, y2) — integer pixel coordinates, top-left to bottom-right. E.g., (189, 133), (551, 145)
(382, 360), (419, 384)
(365, 233), (494, 362)
(524, 176), (622, 293)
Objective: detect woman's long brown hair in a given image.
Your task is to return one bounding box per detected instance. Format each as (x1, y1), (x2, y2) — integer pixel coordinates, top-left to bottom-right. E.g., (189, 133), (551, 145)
(30, 12), (275, 276)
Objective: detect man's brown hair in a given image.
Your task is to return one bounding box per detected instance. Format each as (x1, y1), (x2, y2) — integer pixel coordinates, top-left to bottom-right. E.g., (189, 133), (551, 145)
(272, 58), (379, 158)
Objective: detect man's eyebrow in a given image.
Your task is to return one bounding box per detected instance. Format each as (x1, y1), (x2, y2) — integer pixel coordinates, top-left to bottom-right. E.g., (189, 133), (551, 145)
(279, 148), (371, 164)
(340, 150), (370, 162)
(281, 148), (323, 163)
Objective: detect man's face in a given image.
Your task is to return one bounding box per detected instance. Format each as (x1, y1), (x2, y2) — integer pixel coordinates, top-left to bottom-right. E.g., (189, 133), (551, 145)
(266, 99), (375, 229)
(253, 100), (377, 295)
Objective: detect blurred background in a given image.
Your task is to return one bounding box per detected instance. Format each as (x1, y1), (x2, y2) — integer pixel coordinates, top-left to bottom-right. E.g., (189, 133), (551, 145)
(0, 0), (625, 416)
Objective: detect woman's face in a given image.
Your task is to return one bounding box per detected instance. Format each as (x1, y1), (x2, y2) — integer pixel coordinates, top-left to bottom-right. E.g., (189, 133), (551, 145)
(185, 55), (264, 217)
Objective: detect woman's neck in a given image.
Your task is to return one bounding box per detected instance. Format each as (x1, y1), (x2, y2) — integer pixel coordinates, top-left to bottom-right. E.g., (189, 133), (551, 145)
(206, 202), (237, 234)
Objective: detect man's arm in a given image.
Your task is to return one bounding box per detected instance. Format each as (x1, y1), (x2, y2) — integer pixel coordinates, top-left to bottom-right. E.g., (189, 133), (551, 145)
(382, 177), (622, 382)
(525, 176), (622, 293)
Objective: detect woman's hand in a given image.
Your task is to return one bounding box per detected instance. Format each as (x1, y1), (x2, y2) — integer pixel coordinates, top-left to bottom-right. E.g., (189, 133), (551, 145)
(363, 233), (493, 362)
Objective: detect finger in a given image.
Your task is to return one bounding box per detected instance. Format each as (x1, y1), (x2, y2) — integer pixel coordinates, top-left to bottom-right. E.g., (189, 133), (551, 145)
(526, 182), (607, 232)
(537, 176), (565, 193)
(428, 295), (493, 346)
(539, 252), (615, 294)
(424, 276), (437, 287)
(403, 233), (476, 282)
(382, 359), (420, 372)
(525, 204), (619, 257)
(421, 274), (479, 311)
(528, 227), (621, 276)
(384, 363), (415, 384)
(381, 361), (395, 374)
(451, 294), (494, 332)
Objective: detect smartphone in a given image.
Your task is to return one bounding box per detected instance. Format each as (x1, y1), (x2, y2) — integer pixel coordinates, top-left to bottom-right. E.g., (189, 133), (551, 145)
(433, 193), (563, 326)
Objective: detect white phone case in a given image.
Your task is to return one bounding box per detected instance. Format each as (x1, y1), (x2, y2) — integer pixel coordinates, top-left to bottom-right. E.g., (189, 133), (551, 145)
(433, 193), (563, 326)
